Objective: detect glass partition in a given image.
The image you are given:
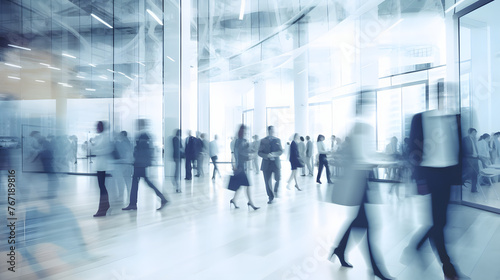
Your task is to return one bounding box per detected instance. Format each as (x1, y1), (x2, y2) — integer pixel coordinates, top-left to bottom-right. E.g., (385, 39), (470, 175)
(459, 0), (500, 212)
(0, 0), (169, 175)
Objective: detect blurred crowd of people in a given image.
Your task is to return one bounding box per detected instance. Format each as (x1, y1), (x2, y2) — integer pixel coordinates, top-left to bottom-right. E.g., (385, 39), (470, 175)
(0, 87), (485, 280)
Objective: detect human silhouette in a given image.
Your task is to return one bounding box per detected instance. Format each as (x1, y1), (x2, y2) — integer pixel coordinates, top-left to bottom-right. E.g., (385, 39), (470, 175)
(258, 126), (283, 204)
(122, 119), (168, 211)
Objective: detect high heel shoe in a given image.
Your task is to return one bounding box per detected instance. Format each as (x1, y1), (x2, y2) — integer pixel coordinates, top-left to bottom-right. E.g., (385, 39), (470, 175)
(329, 248), (353, 268)
(295, 184), (302, 191)
(93, 205), (110, 217)
(230, 199), (239, 209)
(247, 202), (260, 210)
(373, 270), (392, 280)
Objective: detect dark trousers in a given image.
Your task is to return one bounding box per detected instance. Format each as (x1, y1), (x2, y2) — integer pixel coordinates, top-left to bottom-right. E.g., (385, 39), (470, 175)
(173, 159), (181, 188)
(262, 164), (280, 201)
(416, 166), (456, 277)
(96, 171), (110, 212)
(128, 167), (167, 206)
(335, 192), (387, 277)
(463, 157), (478, 192)
(317, 154), (331, 182)
(185, 157), (194, 179)
(211, 156), (219, 178)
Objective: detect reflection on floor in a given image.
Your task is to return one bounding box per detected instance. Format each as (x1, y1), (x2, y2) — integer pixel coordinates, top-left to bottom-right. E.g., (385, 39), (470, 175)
(1, 165), (500, 280)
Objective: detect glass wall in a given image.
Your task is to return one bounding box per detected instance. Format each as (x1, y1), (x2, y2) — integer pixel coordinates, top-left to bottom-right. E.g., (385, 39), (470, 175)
(459, 0), (500, 212)
(0, 0), (171, 174)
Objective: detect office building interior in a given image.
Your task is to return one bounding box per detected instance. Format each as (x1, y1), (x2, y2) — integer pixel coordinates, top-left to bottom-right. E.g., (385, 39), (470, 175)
(1, 0), (500, 279)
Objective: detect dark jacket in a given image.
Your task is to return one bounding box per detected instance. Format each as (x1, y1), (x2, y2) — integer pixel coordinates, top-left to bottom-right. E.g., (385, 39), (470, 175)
(258, 136), (283, 170)
(185, 136), (198, 159)
(172, 136), (183, 161)
(134, 133), (153, 168)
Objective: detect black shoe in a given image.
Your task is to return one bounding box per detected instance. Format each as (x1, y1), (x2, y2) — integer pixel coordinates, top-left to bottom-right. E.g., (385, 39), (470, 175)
(316, 180), (322, 184)
(267, 199), (274, 204)
(184, 178), (191, 180)
(329, 248), (353, 268)
(157, 200), (168, 210)
(247, 202), (260, 210)
(301, 174), (306, 176)
(93, 210), (109, 217)
(176, 189), (182, 193)
(374, 270), (392, 280)
(230, 199), (239, 209)
(122, 205), (137, 210)
(93, 206), (110, 217)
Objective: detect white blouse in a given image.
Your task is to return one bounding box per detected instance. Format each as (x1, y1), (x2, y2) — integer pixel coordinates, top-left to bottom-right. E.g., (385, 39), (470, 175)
(317, 141), (328, 155)
(477, 140), (491, 158)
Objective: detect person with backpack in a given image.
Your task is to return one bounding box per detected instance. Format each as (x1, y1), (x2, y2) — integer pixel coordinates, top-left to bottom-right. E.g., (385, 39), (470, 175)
(122, 119), (168, 211)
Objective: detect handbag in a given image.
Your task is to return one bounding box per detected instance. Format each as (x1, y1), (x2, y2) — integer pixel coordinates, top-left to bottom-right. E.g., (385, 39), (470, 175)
(227, 170), (249, 191)
(298, 157), (305, 168)
(323, 169), (367, 206)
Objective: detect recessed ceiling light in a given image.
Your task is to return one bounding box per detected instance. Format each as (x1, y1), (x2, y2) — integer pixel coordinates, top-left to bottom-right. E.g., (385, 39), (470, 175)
(5, 63), (22, 68)
(91, 13), (113, 29)
(62, 53), (76, 59)
(8, 44), (31, 51)
(146, 9), (163, 26)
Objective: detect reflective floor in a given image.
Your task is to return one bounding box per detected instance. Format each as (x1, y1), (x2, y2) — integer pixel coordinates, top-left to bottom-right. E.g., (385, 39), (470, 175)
(1, 164), (499, 280)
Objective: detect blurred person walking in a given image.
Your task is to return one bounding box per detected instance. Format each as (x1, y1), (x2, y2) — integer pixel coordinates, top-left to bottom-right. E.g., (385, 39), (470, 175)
(305, 136), (314, 176)
(251, 135), (261, 175)
(113, 131), (133, 202)
(91, 121), (112, 217)
(462, 128), (479, 193)
(298, 136), (307, 176)
(184, 130), (197, 180)
(123, 119), (168, 211)
(209, 134), (220, 180)
(408, 109), (466, 280)
(286, 133), (303, 191)
(327, 93), (392, 280)
(229, 125), (259, 210)
(316, 134), (333, 184)
(258, 126), (283, 204)
(172, 129), (183, 192)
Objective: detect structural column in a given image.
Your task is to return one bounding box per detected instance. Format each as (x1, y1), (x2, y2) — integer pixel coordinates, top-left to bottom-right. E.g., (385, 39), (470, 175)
(253, 79), (267, 138)
(163, 0), (181, 177)
(293, 51), (309, 136)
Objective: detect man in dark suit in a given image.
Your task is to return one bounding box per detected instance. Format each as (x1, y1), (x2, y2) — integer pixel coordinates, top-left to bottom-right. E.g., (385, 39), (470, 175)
(258, 126), (283, 204)
(172, 129), (183, 192)
(462, 128), (479, 193)
(184, 130), (197, 180)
